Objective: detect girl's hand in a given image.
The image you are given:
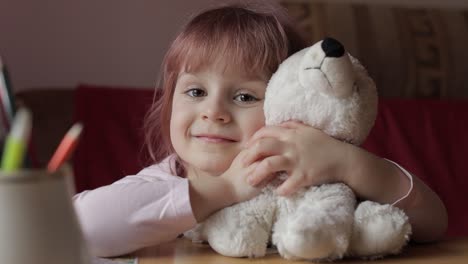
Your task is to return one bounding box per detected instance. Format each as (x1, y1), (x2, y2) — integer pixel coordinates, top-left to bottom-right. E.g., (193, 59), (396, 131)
(242, 121), (352, 196)
(220, 149), (271, 204)
(189, 148), (282, 222)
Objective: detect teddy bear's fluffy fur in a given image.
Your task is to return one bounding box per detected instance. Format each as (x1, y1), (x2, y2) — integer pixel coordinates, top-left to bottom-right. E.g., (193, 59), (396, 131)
(185, 38), (411, 261)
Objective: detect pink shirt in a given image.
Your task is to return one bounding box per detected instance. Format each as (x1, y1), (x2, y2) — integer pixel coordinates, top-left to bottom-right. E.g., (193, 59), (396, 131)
(73, 155), (197, 257)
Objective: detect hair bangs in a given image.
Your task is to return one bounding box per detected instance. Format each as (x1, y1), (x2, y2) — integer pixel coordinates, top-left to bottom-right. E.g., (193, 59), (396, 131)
(167, 6), (290, 79)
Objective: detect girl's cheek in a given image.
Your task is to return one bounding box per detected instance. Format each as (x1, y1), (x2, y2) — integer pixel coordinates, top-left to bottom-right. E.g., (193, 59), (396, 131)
(249, 111), (266, 135)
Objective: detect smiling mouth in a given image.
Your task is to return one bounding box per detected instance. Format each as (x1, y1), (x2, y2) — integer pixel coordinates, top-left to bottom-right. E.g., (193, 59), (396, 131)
(194, 135), (237, 143)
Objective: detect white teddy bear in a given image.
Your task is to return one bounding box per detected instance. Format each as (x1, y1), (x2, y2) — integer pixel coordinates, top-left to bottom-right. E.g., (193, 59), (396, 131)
(185, 38), (412, 261)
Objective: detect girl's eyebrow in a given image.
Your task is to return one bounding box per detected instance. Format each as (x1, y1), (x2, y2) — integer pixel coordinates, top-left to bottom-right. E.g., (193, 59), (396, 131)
(241, 70), (269, 82)
(177, 71), (266, 91)
(239, 73), (268, 84)
(236, 80), (267, 95)
(176, 73), (203, 85)
(238, 80), (266, 89)
(177, 72), (196, 79)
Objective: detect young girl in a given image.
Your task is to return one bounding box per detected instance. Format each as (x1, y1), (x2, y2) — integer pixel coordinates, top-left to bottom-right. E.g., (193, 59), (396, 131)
(73, 3), (448, 258)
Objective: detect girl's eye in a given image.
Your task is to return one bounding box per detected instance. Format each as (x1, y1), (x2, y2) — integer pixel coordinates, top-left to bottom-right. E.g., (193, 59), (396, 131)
(185, 88), (206, 97)
(234, 93), (259, 103)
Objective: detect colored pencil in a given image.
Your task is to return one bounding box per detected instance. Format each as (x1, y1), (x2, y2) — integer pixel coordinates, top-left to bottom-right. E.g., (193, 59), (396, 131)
(47, 123), (83, 173)
(0, 108), (32, 171)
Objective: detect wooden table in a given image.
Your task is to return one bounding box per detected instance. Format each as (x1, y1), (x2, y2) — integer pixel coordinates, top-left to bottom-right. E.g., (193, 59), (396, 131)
(136, 237), (468, 264)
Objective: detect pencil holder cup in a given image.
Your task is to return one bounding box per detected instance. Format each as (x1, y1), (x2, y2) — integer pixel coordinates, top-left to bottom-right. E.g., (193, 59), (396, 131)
(0, 166), (90, 264)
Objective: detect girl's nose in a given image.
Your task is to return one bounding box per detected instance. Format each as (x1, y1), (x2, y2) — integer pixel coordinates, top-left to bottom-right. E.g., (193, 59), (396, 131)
(201, 100), (231, 123)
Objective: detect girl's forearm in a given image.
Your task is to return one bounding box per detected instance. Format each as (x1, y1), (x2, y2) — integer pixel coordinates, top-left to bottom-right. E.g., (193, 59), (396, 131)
(73, 179), (197, 257)
(344, 146), (410, 204)
(395, 176), (448, 242)
(189, 176), (234, 222)
(344, 146), (448, 242)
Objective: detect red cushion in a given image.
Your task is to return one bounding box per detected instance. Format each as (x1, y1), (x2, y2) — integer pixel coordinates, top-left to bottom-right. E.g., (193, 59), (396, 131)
(363, 99), (468, 238)
(72, 84), (157, 193)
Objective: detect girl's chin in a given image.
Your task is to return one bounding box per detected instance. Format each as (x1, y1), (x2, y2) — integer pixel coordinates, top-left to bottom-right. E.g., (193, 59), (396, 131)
(192, 159), (232, 177)
(181, 151), (237, 177)
(196, 165), (228, 177)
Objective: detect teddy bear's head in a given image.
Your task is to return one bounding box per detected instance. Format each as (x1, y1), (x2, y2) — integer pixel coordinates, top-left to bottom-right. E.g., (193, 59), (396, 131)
(264, 38), (378, 145)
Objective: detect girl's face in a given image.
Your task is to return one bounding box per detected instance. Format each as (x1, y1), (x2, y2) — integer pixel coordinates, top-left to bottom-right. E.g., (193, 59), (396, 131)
(170, 62), (266, 178)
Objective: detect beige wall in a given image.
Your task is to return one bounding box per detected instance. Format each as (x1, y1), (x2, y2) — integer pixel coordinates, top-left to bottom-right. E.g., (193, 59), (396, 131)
(1, 0), (467, 92)
(0, 0), (220, 91)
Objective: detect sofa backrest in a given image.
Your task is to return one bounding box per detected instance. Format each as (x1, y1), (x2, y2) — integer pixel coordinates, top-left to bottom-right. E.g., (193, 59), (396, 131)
(73, 84), (155, 193)
(362, 99), (468, 238)
(73, 84), (468, 238)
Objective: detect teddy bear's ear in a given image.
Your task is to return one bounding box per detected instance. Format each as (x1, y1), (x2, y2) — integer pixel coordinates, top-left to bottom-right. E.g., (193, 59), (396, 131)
(299, 38), (356, 98)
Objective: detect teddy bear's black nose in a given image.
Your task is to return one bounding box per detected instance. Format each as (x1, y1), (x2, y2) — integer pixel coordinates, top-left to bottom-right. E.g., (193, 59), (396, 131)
(321, 37), (345, 58)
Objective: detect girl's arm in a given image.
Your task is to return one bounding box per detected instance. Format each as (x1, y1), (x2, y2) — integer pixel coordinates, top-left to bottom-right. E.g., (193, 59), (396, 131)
(73, 165), (197, 257)
(243, 122), (448, 243)
(345, 147), (448, 242)
(74, 151), (271, 257)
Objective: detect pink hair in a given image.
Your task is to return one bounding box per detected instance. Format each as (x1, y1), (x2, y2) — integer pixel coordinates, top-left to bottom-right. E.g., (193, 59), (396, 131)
(143, 3), (307, 175)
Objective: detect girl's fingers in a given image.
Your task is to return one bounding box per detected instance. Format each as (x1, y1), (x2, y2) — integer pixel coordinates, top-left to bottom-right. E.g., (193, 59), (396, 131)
(276, 172), (305, 196)
(255, 173), (279, 189)
(248, 156), (291, 186)
(242, 137), (284, 166)
(246, 125), (289, 147)
(278, 120), (305, 129)
(246, 121), (308, 147)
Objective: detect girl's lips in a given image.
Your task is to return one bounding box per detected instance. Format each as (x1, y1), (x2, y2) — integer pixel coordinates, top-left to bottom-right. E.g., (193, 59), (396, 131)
(194, 135), (237, 143)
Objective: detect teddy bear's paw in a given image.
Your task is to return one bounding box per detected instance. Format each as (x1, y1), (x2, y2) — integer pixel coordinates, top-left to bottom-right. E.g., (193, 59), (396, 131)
(273, 214), (351, 261)
(276, 232), (345, 261)
(197, 191), (277, 258)
(208, 232), (268, 258)
(350, 201), (412, 257)
(203, 221), (270, 258)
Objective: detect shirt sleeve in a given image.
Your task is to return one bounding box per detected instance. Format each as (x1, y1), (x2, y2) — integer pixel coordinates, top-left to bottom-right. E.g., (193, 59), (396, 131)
(73, 156), (197, 257)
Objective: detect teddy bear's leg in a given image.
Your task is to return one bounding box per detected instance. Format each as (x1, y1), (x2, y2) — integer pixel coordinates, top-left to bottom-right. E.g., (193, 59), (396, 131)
(202, 190), (277, 258)
(349, 201), (412, 258)
(273, 183), (356, 261)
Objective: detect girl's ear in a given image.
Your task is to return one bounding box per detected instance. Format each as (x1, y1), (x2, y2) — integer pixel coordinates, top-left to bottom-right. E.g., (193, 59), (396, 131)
(298, 40), (355, 98)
